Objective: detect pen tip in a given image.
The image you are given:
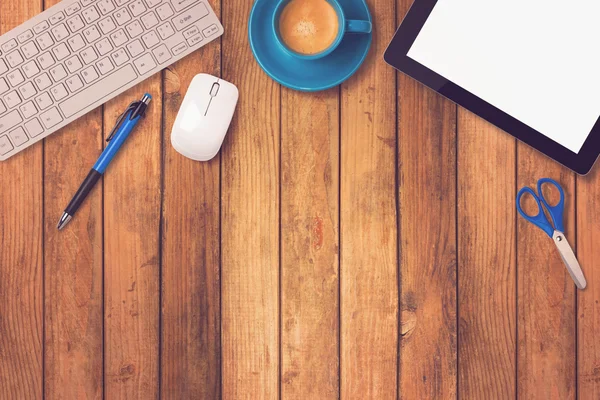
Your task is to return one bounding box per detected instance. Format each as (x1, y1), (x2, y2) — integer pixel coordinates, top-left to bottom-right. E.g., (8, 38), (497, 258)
(57, 213), (72, 230)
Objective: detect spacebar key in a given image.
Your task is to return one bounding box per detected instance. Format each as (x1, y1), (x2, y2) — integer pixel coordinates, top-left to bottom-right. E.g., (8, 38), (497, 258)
(59, 65), (138, 118)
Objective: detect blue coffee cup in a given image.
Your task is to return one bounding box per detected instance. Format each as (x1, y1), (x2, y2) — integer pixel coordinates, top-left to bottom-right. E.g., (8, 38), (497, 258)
(272, 0), (372, 60)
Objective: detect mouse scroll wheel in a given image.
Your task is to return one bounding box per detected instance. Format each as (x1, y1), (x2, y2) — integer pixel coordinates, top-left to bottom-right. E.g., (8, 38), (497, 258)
(210, 82), (220, 97)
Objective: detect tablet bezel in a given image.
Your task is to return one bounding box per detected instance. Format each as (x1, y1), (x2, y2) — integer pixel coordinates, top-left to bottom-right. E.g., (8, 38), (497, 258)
(384, 0), (600, 174)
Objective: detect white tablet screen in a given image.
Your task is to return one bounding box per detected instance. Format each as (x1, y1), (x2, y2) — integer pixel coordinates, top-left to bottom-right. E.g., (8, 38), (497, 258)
(407, 0), (600, 153)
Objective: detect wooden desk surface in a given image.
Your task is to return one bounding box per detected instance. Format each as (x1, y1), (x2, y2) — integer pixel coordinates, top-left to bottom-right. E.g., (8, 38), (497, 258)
(1, 0), (599, 398)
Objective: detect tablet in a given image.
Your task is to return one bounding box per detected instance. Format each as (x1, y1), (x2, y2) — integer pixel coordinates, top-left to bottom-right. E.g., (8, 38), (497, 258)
(384, 0), (600, 174)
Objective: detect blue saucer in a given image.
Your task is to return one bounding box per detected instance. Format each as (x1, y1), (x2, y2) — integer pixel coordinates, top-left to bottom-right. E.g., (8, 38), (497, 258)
(248, 0), (372, 92)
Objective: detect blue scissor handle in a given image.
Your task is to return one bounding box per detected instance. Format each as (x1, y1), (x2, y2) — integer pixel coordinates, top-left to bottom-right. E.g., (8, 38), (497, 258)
(516, 187), (555, 237)
(536, 177), (565, 233)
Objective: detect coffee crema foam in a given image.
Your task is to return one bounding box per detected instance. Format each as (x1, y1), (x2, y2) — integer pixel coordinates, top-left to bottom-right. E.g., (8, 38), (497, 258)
(279, 0), (339, 55)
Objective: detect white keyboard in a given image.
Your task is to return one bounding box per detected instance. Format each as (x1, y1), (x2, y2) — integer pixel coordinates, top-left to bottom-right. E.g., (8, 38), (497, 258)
(0, 0), (223, 160)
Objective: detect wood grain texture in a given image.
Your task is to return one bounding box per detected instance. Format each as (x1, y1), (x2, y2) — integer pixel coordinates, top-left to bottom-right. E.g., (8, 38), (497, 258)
(221, 0), (280, 397)
(42, 0), (104, 396)
(340, 0), (398, 396)
(516, 146), (575, 399)
(0, 1), (44, 398)
(161, 10), (222, 397)
(457, 109), (516, 398)
(577, 168), (600, 399)
(397, 77), (457, 398)
(281, 88), (339, 399)
(103, 78), (162, 399)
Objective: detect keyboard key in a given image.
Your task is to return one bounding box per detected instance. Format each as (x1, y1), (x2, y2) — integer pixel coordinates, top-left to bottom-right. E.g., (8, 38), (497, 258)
(157, 21), (175, 39)
(19, 82), (37, 100)
(4, 91), (22, 108)
(22, 60), (40, 78)
(25, 118), (44, 138)
(81, 65), (99, 83)
(96, 57), (114, 74)
(83, 26), (102, 43)
(183, 25), (199, 39)
(110, 29), (128, 47)
(95, 38), (114, 56)
(66, 55), (83, 73)
(126, 39), (144, 57)
(40, 107), (63, 129)
(60, 64), (137, 118)
(51, 83), (69, 101)
(114, 8), (132, 26)
(110, 48), (129, 66)
(202, 23), (219, 38)
(37, 52), (56, 69)
(52, 43), (71, 61)
(115, 0), (130, 5)
(141, 11), (159, 28)
(156, 3), (173, 19)
(50, 64), (68, 81)
(65, 3), (82, 15)
(65, 75), (84, 92)
(152, 44), (171, 64)
(51, 24), (70, 42)
(6, 50), (24, 68)
(36, 32), (55, 51)
(0, 78), (9, 94)
(171, 42), (187, 56)
(133, 53), (156, 75)
(82, 6), (101, 23)
(128, 0), (147, 16)
(20, 101), (37, 119)
(99, 16), (117, 34)
(22, 41), (40, 59)
(18, 30), (34, 43)
(9, 127), (28, 146)
(142, 31), (160, 48)
(187, 33), (203, 47)
(0, 60), (8, 75)
(7, 70), (25, 87)
(171, 0), (198, 12)
(0, 135), (14, 155)
(81, 0), (96, 5)
(98, 0), (116, 14)
(0, 110), (23, 134)
(172, 3), (208, 31)
(81, 47), (99, 64)
(67, 15), (85, 33)
(67, 34), (86, 52)
(126, 20), (143, 37)
(1, 39), (18, 53)
(34, 21), (50, 34)
(145, 0), (162, 7)
(49, 12), (66, 25)
(34, 73), (52, 91)
(35, 92), (54, 110)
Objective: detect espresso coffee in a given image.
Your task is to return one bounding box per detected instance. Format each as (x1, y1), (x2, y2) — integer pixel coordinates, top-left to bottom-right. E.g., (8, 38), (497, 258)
(279, 0), (339, 55)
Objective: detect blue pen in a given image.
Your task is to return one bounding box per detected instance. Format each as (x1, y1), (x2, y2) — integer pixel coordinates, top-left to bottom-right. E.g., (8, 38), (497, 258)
(57, 93), (152, 230)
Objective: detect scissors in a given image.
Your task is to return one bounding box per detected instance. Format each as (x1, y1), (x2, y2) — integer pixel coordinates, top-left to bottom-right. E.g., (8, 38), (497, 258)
(516, 178), (586, 290)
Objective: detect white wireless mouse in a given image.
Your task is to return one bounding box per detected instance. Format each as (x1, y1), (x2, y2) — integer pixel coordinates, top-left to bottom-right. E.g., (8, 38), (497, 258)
(171, 73), (239, 161)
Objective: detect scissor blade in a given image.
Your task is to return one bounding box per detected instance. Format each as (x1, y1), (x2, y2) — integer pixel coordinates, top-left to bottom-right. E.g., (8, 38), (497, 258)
(553, 231), (587, 290)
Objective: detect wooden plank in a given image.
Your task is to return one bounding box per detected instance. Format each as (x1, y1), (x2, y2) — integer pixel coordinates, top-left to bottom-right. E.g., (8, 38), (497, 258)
(103, 78), (162, 398)
(280, 88), (339, 399)
(340, 0), (398, 395)
(397, 76), (457, 397)
(457, 109), (516, 398)
(0, 1), (43, 398)
(161, 9), (222, 397)
(577, 168), (600, 399)
(221, 0), (280, 397)
(42, 0), (104, 396)
(516, 147), (575, 399)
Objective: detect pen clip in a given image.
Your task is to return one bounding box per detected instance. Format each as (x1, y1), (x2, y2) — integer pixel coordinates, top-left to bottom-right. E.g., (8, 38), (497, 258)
(107, 101), (139, 142)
